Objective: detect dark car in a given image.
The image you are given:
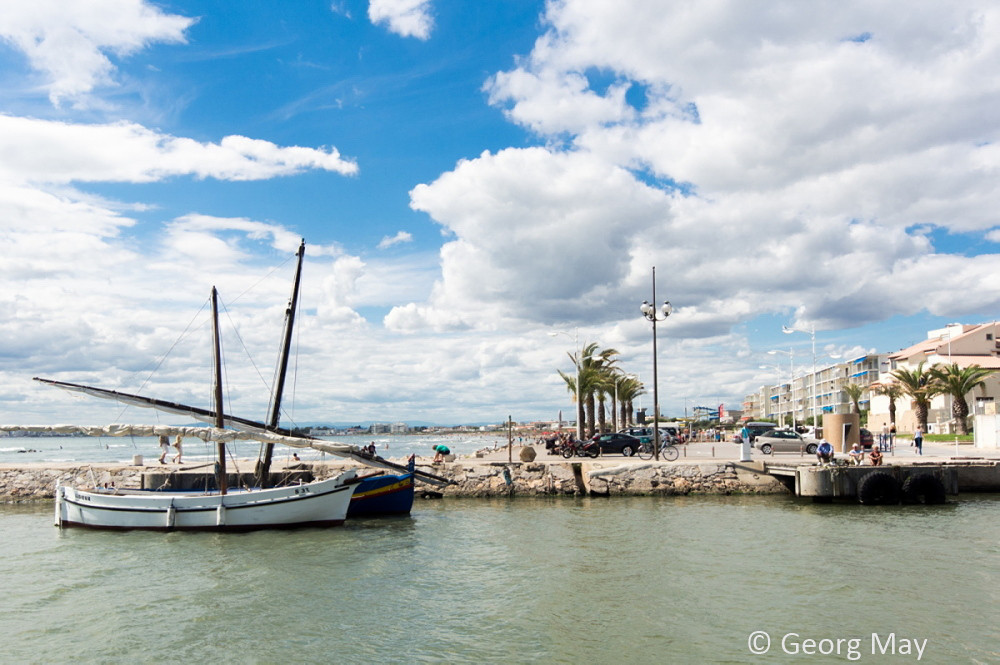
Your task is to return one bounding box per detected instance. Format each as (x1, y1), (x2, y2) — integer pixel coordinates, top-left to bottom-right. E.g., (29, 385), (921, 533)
(620, 427), (653, 443)
(860, 428), (874, 450)
(592, 432), (642, 456)
(734, 421), (776, 443)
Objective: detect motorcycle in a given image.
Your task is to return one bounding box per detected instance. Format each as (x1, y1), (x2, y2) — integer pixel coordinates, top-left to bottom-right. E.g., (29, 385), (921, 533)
(558, 438), (600, 458)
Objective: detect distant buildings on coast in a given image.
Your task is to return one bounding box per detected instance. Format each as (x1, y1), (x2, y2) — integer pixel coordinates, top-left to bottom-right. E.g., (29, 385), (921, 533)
(305, 422), (517, 437)
(744, 321), (1000, 434)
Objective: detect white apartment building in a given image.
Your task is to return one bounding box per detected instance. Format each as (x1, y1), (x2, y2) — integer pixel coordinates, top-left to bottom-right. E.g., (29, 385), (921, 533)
(744, 322), (1000, 433)
(744, 354), (887, 426)
(868, 322), (1000, 434)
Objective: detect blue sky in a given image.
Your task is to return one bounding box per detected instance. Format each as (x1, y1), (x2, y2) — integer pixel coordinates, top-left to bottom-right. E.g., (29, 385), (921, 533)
(1, 0), (999, 427)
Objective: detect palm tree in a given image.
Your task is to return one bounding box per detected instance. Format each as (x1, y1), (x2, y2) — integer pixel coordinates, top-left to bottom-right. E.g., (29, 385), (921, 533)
(615, 375), (645, 428)
(579, 345), (619, 436)
(556, 369), (584, 439)
(595, 378), (611, 434)
(559, 343), (619, 438)
(890, 361), (939, 431)
(843, 383), (867, 414)
(872, 382), (904, 427)
(928, 363), (995, 435)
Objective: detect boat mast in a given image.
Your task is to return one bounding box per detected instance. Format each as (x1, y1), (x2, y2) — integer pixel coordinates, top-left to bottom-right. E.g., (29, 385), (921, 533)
(255, 239), (305, 486)
(212, 286), (228, 495)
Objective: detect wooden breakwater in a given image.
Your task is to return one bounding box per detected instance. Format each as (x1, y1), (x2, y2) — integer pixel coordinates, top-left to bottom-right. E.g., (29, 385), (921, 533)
(0, 459), (789, 501)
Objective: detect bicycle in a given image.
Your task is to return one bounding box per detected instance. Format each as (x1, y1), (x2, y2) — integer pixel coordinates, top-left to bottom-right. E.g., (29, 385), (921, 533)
(637, 438), (679, 461)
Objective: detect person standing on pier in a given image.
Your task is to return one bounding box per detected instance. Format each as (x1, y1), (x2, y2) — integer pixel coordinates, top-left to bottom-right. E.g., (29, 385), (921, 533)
(914, 427), (923, 455)
(172, 435), (183, 464)
(739, 424), (752, 462)
(157, 435), (170, 464)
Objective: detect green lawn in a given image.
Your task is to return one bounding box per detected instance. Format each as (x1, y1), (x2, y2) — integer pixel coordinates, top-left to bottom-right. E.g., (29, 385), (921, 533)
(909, 433), (974, 443)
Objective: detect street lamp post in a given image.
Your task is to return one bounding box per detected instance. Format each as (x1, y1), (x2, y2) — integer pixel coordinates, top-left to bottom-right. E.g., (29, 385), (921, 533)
(783, 325), (817, 428)
(768, 348), (795, 427)
(549, 329), (595, 442)
(640, 267), (672, 461)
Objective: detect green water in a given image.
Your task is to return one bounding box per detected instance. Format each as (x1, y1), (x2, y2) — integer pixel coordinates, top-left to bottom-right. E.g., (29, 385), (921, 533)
(1, 495), (997, 664)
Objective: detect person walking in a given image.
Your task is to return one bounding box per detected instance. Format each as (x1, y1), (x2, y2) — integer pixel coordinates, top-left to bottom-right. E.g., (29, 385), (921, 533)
(914, 426), (923, 455)
(157, 435), (170, 464)
(739, 423), (752, 462)
(171, 435), (183, 464)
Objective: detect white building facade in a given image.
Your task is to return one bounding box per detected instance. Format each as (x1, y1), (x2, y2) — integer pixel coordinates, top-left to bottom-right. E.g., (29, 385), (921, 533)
(744, 322), (1000, 434)
(744, 354), (887, 426)
(868, 323), (1000, 434)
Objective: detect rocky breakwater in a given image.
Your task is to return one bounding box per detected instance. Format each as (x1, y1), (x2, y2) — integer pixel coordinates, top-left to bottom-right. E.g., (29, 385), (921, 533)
(419, 459), (790, 497)
(0, 464), (143, 501)
(0, 458), (791, 501)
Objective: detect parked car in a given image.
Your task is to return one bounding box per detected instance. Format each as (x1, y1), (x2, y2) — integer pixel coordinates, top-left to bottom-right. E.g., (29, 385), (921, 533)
(620, 427), (679, 445)
(661, 426), (684, 444)
(620, 427), (653, 443)
(734, 421), (777, 443)
(753, 429), (818, 455)
(795, 425), (822, 438)
(592, 432), (642, 456)
(860, 428), (874, 450)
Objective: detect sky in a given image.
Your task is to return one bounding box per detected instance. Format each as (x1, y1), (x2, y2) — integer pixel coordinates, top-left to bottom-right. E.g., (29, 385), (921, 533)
(1, 0), (999, 428)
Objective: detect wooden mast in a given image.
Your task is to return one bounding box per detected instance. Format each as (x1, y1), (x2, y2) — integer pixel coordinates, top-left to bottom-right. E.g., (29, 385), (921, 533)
(212, 286), (228, 495)
(255, 239), (306, 487)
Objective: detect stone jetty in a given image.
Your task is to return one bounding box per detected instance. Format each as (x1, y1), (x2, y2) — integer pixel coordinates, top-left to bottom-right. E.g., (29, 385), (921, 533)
(6, 443), (997, 501)
(0, 456), (789, 501)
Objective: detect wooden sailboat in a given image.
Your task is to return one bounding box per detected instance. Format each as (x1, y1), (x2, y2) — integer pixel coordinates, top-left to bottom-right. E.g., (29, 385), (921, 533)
(48, 242), (361, 531)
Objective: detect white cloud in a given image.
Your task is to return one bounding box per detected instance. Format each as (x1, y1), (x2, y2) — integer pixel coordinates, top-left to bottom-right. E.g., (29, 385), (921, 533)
(377, 230), (413, 249)
(0, 0), (194, 106)
(0, 116), (359, 184)
(393, 0), (1000, 341)
(368, 0), (433, 40)
(6, 0), (1000, 426)
(399, 147), (672, 330)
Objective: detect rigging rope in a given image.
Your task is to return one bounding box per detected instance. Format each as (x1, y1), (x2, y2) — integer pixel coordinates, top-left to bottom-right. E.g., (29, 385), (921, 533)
(114, 297), (211, 425)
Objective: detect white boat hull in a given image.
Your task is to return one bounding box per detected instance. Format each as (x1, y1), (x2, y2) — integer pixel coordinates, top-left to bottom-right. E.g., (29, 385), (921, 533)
(55, 471), (357, 531)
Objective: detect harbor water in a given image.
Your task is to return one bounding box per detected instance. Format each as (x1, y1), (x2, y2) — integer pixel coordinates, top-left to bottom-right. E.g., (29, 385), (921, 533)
(1, 494), (998, 663)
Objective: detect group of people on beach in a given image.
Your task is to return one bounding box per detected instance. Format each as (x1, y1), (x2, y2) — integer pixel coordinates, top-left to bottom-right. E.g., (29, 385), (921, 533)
(157, 435), (182, 464)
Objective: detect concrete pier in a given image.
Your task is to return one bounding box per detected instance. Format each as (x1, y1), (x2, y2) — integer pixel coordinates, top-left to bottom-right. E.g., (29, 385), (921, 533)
(764, 458), (1000, 501)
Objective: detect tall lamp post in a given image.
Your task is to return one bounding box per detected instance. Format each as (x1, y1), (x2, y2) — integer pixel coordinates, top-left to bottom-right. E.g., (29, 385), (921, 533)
(782, 325), (816, 428)
(768, 348), (795, 427)
(640, 267), (672, 461)
(549, 329), (594, 441)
